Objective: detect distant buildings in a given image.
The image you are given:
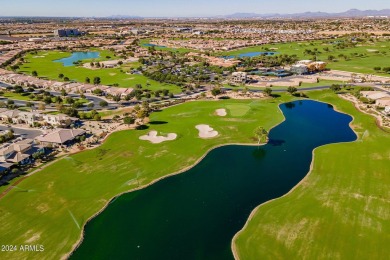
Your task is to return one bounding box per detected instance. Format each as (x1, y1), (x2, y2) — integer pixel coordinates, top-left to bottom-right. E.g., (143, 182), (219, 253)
(0, 109), (77, 127)
(360, 91), (390, 101)
(0, 69), (134, 97)
(54, 29), (81, 37)
(231, 72), (248, 83)
(291, 60), (327, 75)
(290, 64), (309, 75)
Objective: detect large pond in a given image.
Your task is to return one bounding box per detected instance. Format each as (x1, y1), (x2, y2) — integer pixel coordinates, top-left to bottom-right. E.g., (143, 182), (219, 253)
(223, 51), (278, 59)
(54, 51), (100, 67)
(71, 100), (356, 259)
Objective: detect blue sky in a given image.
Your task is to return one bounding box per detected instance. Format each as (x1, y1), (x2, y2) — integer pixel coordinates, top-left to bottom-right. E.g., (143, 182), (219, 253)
(1, 0), (389, 17)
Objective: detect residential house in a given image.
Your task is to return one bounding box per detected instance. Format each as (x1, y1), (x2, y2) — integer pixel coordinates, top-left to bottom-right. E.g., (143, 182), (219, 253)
(0, 139), (42, 166)
(231, 72), (248, 83)
(35, 128), (86, 147)
(42, 114), (76, 127)
(375, 97), (390, 108)
(16, 112), (43, 125)
(290, 64), (309, 75)
(360, 91), (390, 101)
(0, 110), (21, 123)
(385, 106), (390, 115)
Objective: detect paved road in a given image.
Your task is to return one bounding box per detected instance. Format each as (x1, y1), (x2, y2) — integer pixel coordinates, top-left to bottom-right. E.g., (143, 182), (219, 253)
(0, 81), (119, 111)
(47, 91), (118, 110)
(0, 125), (43, 139)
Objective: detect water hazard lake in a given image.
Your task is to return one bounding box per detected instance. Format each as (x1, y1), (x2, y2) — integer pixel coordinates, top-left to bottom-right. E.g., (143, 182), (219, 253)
(71, 100), (357, 259)
(54, 51), (100, 67)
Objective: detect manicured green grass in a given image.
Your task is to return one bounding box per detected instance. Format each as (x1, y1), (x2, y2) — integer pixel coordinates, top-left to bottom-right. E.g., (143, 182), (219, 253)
(234, 90), (390, 259)
(0, 91), (388, 259)
(0, 91), (88, 104)
(2, 92), (32, 101)
(0, 96), (292, 259)
(219, 39), (390, 76)
(225, 80), (344, 91)
(18, 51), (182, 94)
(226, 104), (251, 116)
(140, 39), (195, 53)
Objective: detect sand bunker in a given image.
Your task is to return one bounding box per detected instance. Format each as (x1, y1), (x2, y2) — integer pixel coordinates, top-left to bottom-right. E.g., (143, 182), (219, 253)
(139, 131), (177, 144)
(196, 125), (218, 139)
(215, 109), (227, 117)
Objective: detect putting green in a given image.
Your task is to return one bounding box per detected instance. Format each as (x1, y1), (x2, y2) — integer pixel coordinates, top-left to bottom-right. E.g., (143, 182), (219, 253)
(226, 104), (251, 117)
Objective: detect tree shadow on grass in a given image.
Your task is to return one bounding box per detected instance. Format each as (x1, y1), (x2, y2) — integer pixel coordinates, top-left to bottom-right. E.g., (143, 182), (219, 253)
(149, 121), (168, 125)
(136, 125), (149, 130)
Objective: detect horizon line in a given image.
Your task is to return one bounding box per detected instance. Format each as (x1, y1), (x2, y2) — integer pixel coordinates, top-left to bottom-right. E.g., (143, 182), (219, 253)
(0, 8), (390, 19)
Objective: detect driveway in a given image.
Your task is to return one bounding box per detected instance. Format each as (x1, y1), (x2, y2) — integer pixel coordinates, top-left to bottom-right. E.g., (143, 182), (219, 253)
(0, 125), (43, 139)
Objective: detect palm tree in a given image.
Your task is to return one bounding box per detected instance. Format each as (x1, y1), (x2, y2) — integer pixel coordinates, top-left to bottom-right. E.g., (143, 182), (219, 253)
(254, 126), (268, 145)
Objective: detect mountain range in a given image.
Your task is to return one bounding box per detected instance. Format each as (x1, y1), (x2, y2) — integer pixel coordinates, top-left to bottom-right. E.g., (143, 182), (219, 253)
(222, 9), (390, 19)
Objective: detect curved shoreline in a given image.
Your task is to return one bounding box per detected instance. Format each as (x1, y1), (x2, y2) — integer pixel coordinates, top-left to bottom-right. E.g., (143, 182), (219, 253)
(230, 97), (359, 260)
(65, 142), (267, 259)
(67, 98), (355, 259)
(64, 102), (287, 259)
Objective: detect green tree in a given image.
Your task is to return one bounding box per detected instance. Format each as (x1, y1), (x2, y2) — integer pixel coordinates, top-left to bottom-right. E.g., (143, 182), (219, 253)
(93, 89), (103, 96)
(38, 103), (46, 111)
(93, 114), (101, 121)
(254, 126), (268, 144)
(211, 87), (221, 98)
(287, 86), (298, 95)
(93, 77), (101, 85)
(99, 100), (108, 107)
(330, 84), (341, 92)
(32, 71), (38, 77)
(123, 116), (135, 125)
(58, 73), (64, 79)
(85, 77), (90, 84)
(264, 88), (272, 96)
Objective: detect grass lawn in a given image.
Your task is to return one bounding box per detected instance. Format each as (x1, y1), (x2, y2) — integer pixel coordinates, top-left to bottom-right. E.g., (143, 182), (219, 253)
(0, 96), (291, 259)
(218, 39), (390, 76)
(225, 80), (344, 91)
(17, 50), (182, 94)
(140, 39), (195, 53)
(233, 90), (390, 259)
(2, 92), (32, 101)
(0, 91), (388, 259)
(0, 91), (88, 105)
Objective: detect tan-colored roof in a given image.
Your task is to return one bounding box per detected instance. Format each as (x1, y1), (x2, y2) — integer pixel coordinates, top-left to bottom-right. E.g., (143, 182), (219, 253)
(6, 152), (30, 163)
(36, 129), (85, 144)
(0, 145), (14, 156)
(0, 110), (20, 118)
